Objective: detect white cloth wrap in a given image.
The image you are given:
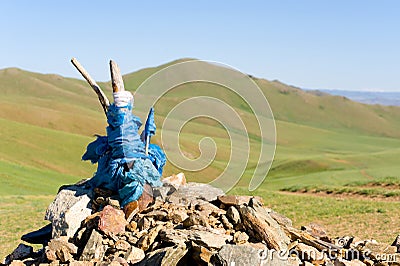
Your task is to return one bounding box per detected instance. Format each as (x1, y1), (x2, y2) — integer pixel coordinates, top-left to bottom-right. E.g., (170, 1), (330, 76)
(113, 91), (134, 107)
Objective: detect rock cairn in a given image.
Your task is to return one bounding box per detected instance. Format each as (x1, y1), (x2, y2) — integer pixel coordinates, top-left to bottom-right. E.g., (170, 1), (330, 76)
(3, 174), (400, 266)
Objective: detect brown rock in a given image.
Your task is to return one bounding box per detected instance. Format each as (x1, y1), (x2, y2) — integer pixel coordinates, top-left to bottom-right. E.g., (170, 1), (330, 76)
(217, 195), (239, 207)
(137, 224), (163, 251)
(162, 172), (186, 188)
(191, 242), (214, 264)
(115, 239), (130, 251)
(144, 210), (168, 220)
(239, 204), (289, 250)
(295, 243), (324, 262)
(233, 231), (249, 244)
(126, 221), (137, 232)
(183, 213), (209, 228)
(98, 205), (128, 237)
(125, 246), (145, 264)
(167, 209), (189, 224)
(301, 223), (330, 242)
(45, 236), (78, 263)
(270, 211), (293, 228)
(236, 195), (264, 205)
(159, 229), (189, 246)
(188, 230), (233, 249)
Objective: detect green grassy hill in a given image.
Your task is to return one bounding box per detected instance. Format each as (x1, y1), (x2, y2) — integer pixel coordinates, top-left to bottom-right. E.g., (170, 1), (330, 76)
(1, 59), (400, 257)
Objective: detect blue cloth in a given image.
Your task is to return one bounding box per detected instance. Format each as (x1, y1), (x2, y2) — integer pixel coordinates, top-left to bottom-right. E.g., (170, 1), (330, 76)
(82, 102), (166, 207)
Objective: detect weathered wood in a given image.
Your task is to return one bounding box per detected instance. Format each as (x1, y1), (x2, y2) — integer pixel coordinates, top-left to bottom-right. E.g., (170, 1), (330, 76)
(71, 58), (110, 115)
(110, 60), (125, 93)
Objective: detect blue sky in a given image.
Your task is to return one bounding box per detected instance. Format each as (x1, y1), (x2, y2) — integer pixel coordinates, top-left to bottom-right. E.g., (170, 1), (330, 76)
(1, 1), (399, 91)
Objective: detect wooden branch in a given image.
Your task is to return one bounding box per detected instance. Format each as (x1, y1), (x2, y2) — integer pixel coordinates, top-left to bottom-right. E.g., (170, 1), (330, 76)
(109, 60), (125, 93)
(71, 58), (110, 115)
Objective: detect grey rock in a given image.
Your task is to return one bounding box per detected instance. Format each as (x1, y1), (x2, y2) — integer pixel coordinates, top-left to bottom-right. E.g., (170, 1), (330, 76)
(80, 229), (106, 261)
(138, 245), (188, 266)
(153, 183), (176, 201)
(167, 182), (224, 204)
(270, 211), (292, 228)
(214, 244), (291, 266)
(295, 243), (324, 262)
(226, 206), (241, 225)
(188, 230), (232, 249)
(45, 185), (93, 238)
(159, 229), (189, 246)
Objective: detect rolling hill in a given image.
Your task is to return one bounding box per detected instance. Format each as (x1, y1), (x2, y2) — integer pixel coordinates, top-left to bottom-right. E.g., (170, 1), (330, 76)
(1, 59), (400, 257)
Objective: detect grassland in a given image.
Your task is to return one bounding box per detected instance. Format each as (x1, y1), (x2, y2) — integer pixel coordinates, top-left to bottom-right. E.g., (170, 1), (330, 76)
(0, 60), (399, 258)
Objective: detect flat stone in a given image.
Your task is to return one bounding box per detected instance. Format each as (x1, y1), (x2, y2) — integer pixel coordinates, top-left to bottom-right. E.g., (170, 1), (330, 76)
(80, 229), (106, 261)
(188, 230), (232, 249)
(159, 229), (189, 246)
(45, 185), (93, 239)
(125, 246), (145, 264)
(167, 209), (189, 224)
(270, 211), (293, 228)
(167, 182), (224, 204)
(214, 244), (291, 266)
(362, 241), (397, 261)
(295, 243), (324, 262)
(226, 206), (241, 225)
(45, 236), (78, 263)
(236, 195), (264, 205)
(183, 213), (209, 228)
(218, 195), (239, 206)
(137, 245), (188, 266)
(98, 205), (127, 237)
(301, 223), (329, 241)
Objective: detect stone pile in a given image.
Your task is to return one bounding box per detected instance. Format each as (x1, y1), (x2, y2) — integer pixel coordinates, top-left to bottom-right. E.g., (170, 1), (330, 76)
(3, 175), (400, 266)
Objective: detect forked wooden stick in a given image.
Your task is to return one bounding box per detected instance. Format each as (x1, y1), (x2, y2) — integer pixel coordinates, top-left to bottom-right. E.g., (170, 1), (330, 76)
(110, 60), (125, 93)
(71, 58), (110, 115)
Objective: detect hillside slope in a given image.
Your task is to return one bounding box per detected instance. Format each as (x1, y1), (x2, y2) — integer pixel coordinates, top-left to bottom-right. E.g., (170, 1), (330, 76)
(0, 59), (399, 195)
